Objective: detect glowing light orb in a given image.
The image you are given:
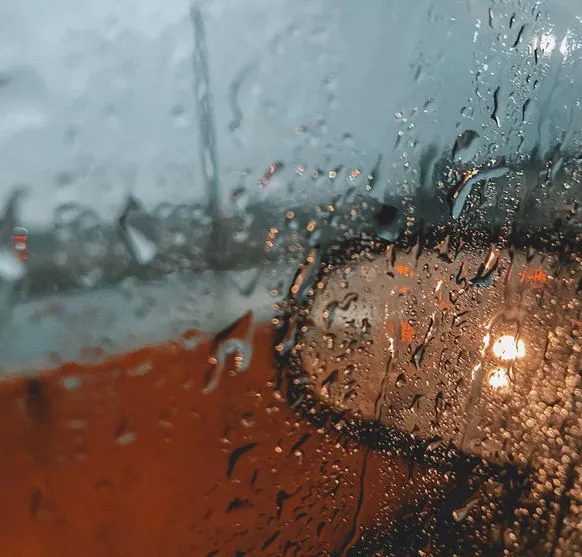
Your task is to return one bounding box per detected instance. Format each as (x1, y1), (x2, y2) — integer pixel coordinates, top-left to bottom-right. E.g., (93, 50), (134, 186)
(488, 367), (510, 390)
(492, 335), (526, 361)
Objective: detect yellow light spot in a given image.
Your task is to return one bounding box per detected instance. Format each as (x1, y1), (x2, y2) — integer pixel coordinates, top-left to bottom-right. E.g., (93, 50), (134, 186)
(488, 367), (510, 389)
(492, 335), (526, 361)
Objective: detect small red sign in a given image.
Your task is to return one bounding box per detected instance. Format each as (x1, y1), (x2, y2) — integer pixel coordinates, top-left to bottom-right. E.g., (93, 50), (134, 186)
(12, 228), (29, 261)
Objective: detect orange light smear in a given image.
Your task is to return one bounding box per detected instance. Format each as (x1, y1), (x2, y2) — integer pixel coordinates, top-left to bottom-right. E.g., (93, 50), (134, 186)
(400, 322), (415, 343)
(520, 268), (548, 288)
(386, 321), (396, 334)
(398, 287), (409, 294)
(397, 265), (416, 278)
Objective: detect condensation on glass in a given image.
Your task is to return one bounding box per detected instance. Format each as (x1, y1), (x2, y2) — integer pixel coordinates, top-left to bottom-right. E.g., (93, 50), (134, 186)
(0, 0), (580, 555)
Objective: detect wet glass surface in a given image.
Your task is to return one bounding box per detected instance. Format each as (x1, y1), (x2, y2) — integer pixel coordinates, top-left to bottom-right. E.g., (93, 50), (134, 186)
(0, 0), (581, 555)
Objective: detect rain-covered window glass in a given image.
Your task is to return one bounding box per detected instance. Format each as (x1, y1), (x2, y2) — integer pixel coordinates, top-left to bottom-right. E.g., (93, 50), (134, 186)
(0, 0), (580, 555)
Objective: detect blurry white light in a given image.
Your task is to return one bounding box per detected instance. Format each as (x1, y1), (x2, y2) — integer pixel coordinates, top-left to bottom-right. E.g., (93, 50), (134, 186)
(559, 30), (581, 61)
(540, 33), (556, 56)
(492, 335), (526, 361)
(560, 34), (569, 57)
(488, 367), (510, 390)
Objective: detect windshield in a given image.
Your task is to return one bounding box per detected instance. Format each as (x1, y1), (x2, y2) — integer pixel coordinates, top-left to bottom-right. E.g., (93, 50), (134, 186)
(0, 1), (580, 556)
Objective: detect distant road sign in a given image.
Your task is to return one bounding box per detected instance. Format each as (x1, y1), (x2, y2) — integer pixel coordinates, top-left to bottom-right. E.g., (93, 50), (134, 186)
(12, 227), (29, 261)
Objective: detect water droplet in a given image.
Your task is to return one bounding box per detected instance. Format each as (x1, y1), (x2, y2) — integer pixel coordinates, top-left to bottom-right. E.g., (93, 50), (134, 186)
(117, 432), (138, 446)
(123, 225), (157, 265)
(374, 204), (400, 241)
(227, 442), (258, 479)
(258, 161), (284, 188)
(61, 376), (82, 391)
(203, 313), (254, 393)
(118, 197), (157, 265)
(289, 249), (321, 304)
(452, 496), (480, 522)
(471, 247), (499, 285)
(449, 165), (509, 219)
(491, 86), (501, 127)
(452, 130), (480, 163)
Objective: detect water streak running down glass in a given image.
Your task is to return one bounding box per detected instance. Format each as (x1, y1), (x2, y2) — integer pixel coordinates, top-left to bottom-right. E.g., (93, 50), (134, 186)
(0, 0), (580, 556)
